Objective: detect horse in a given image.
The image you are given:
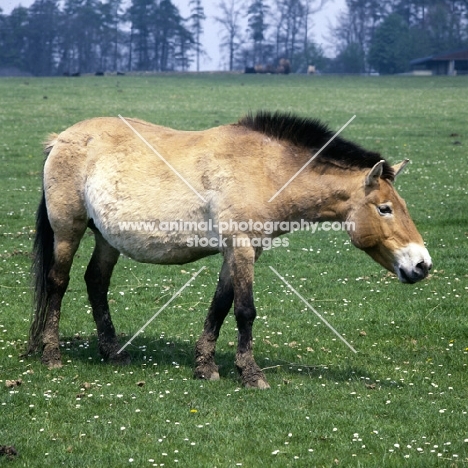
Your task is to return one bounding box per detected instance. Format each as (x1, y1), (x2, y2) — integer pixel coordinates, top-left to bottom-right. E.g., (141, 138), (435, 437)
(28, 111), (432, 389)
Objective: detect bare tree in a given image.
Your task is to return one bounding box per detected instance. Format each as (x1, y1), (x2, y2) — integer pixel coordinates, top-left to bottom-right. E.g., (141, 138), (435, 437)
(271, 0), (327, 68)
(302, 0), (328, 51)
(272, 0), (304, 62)
(332, 0), (386, 53)
(215, 0), (244, 70)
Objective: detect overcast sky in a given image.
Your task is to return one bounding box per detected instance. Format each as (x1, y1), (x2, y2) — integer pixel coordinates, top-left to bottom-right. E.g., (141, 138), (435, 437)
(0, 0), (347, 70)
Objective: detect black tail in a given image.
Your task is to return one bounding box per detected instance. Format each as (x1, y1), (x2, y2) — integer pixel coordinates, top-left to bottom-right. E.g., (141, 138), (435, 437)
(28, 192), (54, 353)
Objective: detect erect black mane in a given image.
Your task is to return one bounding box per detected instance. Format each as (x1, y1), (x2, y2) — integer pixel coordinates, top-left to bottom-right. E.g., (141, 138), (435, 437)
(238, 111), (394, 180)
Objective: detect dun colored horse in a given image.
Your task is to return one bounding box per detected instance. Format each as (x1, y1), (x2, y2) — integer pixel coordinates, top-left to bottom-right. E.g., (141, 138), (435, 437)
(28, 111), (432, 388)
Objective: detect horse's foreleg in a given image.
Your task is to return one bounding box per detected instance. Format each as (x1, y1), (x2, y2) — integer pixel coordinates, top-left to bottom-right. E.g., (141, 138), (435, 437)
(195, 260), (233, 380)
(85, 230), (130, 364)
(229, 243), (269, 389)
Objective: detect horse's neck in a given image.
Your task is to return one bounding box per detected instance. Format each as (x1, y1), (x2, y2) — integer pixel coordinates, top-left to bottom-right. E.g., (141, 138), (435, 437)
(283, 170), (361, 223)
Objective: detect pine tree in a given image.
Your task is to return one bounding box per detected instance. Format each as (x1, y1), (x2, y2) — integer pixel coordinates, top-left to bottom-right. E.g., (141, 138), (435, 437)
(246, 0), (269, 65)
(189, 0), (206, 71)
(0, 7), (28, 71)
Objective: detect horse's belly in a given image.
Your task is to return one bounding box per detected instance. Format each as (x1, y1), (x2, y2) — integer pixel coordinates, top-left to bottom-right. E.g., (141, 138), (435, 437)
(84, 170), (221, 264)
(100, 228), (220, 265)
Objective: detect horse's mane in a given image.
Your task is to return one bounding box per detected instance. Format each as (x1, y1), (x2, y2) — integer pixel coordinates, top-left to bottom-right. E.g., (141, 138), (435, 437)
(238, 111), (394, 180)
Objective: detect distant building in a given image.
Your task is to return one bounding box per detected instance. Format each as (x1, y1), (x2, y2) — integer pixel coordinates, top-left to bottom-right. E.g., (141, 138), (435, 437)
(410, 49), (468, 75)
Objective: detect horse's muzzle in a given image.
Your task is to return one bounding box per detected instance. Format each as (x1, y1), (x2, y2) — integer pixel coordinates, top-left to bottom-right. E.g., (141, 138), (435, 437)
(397, 260), (432, 283)
(394, 244), (432, 284)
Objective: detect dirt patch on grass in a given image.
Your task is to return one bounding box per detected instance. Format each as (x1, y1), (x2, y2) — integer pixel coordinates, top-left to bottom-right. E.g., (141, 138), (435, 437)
(0, 445), (18, 460)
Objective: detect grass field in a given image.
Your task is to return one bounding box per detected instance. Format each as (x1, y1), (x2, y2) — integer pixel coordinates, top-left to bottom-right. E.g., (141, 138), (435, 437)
(0, 74), (467, 467)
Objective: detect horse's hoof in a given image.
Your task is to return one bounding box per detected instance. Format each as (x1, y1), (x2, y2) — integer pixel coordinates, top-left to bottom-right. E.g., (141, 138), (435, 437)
(42, 345), (62, 368)
(46, 360), (63, 369)
(207, 371), (220, 381)
(109, 351), (131, 365)
(194, 366), (220, 381)
(245, 379), (270, 390)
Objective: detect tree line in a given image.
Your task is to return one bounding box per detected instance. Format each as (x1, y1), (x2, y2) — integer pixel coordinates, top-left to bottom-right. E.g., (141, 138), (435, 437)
(333, 0), (468, 74)
(216, 0), (328, 73)
(0, 0), (467, 76)
(0, 0), (205, 75)
(0, 0), (329, 75)
(227, 0), (468, 74)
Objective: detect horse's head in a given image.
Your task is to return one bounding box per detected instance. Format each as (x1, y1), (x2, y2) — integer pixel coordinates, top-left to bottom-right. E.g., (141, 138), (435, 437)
(347, 159), (432, 283)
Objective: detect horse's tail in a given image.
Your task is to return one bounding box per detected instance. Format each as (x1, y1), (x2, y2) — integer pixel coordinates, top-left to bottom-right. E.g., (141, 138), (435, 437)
(43, 133), (58, 155)
(28, 137), (57, 353)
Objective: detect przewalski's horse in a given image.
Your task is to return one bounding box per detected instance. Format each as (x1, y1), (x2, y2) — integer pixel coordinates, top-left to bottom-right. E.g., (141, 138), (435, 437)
(28, 112), (432, 388)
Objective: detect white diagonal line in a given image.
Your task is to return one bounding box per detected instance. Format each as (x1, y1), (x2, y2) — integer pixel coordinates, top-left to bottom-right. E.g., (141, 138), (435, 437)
(269, 266), (357, 354)
(117, 266), (206, 354)
(118, 115), (207, 202)
(268, 115), (356, 203)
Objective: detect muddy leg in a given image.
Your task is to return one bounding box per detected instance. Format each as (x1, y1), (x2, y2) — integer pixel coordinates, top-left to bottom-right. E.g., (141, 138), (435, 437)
(42, 238), (82, 368)
(230, 242), (269, 389)
(85, 230), (130, 364)
(41, 264), (68, 367)
(194, 260), (233, 380)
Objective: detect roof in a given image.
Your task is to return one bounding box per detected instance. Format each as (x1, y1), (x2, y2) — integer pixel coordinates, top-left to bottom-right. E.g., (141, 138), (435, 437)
(410, 48), (468, 65)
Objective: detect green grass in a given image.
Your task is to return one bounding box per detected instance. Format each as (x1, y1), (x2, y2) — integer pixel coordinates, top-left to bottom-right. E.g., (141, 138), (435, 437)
(1, 74), (467, 467)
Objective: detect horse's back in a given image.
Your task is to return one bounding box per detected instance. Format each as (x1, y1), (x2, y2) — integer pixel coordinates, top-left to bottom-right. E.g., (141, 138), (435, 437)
(41, 116), (286, 263)
(43, 117), (229, 263)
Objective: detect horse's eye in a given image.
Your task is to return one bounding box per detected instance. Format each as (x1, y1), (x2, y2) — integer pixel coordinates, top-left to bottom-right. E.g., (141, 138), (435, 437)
(377, 204), (393, 216)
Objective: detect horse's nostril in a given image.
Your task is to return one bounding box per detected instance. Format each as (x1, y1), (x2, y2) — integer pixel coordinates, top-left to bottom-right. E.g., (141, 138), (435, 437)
(416, 261), (430, 276)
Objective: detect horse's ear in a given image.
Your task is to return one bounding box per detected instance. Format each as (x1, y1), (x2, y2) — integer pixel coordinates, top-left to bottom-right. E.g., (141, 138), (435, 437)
(392, 159), (410, 178)
(365, 160), (385, 187)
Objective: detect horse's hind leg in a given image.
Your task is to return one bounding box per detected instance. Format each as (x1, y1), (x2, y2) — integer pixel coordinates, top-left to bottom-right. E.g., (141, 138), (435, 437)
(195, 260), (233, 380)
(28, 189), (88, 368)
(41, 238), (83, 367)
(85, 228), (130, 364)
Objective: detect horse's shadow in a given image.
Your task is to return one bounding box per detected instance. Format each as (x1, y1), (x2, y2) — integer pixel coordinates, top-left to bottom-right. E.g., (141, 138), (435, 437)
(61, 333), (235, 378)
(59, 333), (389, 388)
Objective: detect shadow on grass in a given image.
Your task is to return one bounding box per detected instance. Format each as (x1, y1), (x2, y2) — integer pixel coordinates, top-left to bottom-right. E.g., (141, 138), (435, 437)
(38, 333), (394, 388)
